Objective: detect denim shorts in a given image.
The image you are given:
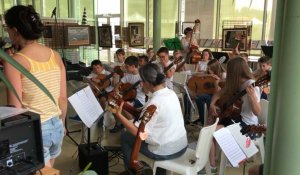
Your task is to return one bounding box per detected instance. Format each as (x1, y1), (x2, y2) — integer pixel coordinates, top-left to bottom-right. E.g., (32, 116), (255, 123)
(41, 117), (64, 163)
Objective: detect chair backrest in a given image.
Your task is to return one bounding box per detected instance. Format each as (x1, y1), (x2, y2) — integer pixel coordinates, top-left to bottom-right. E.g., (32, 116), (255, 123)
(173, 72), (188, 85)
(195, 118), (219, 167)
(259, 99), (269, 125)
(185, 64), (196, 73)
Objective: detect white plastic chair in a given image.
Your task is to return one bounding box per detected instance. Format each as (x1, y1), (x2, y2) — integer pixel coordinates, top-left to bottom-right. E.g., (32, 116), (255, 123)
(259, 99), (269, 125)
(153, 118), (219, 175)
(255, 99), (269, 163)
(172, 72), (188, 114)
(185, 64), (196, 73)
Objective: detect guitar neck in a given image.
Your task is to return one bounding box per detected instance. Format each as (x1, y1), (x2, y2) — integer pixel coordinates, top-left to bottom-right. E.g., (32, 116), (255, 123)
(222, 82), (257, 111)
(130, 122), (146, 170)
(164, 62), (175, 74)
(175, 57), (188, 72)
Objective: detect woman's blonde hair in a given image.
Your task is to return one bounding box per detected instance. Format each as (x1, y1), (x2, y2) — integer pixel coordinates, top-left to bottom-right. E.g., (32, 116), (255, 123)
(207, 59), (225, 78)
(224, 57), (253, 96)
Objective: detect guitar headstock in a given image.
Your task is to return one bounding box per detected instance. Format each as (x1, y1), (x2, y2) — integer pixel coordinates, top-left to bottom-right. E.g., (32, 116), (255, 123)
(173, 56), (183, 64)
(107, 91), (123, 113)
(141, 105), (157, 124)
(240, 124), (267, 140)
(255, 71), (271, 87)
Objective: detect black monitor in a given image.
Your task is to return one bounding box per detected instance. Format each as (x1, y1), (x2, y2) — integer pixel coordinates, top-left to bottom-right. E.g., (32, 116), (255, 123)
(211, 52), (230, 63)
(0, 111), (44, 175)
(261, 45), (273, 58)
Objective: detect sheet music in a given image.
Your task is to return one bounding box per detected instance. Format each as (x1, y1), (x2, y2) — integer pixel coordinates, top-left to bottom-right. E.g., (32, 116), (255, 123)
(0, 107), (28, 120)
(227, 123), (258, 158)
(68, 86), (103, 128)
(214, 128), (246, 167)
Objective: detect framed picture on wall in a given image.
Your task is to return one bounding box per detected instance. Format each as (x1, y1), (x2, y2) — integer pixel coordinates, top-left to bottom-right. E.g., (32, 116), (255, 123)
(182, 22), (195, 35)
(128, 22), (144, 47)
(222, 28), (247, 51)
(98, 25), (113, 48)
(66, 26), (90, 46)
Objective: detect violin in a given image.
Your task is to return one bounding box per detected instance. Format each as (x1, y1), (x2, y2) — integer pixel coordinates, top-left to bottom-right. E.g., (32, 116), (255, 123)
(240, 124), (267, 139)
(163, 56), (183, 74)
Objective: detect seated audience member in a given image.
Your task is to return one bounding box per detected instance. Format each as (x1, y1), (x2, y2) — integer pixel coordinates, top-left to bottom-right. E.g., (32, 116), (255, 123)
(157, 47), (176, 89)
(111, 63), (187, 175)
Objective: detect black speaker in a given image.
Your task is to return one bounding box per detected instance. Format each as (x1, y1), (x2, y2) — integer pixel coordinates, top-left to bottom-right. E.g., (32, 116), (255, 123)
(78, 142), (108, 175)
(0, 111), (44, 175)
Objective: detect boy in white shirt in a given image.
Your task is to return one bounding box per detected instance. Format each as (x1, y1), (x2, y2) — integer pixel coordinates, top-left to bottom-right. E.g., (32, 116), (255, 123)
(111, 56), (146, 133)
(157, 47), (176, 89)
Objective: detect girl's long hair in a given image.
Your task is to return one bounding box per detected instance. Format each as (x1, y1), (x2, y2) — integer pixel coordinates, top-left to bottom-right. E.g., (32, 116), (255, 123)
(224, 57), (253, 96)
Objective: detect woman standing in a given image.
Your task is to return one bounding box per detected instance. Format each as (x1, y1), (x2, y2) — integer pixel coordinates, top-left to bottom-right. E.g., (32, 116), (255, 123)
(4, 5), (67, 167)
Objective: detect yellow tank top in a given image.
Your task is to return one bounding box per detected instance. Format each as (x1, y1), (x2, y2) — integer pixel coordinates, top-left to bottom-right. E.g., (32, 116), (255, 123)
(17, 49), (62, 123)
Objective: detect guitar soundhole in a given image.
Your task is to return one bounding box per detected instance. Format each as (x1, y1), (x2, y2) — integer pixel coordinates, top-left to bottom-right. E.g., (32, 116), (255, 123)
(204, 82), (215, 89)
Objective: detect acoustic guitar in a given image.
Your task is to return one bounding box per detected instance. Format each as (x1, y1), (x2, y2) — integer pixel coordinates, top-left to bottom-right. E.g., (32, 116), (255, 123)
(215, 72), (271, 119)
(163, 56), (183, 74)
(128, 105), (156, 175)
(107, 91), (141, 118)
(83, 68), (124, 96)
(187, 75), (221, 95)
(118, 80), (142, 102)
(240, 124), (267, 139)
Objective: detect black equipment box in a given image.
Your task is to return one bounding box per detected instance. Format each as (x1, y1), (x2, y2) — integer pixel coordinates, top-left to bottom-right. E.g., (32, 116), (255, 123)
(78, 142), (108, 175)
(0, 111), (44, 175)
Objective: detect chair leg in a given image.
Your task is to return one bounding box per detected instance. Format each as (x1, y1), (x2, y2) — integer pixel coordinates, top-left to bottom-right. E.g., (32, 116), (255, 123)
(152, 165), (157, 175)
(257, 136), (265, 163)
(205, 162), (212, 175)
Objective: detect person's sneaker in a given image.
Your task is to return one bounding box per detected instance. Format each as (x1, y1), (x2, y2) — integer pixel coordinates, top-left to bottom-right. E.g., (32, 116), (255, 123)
(197, 167), (217, 174)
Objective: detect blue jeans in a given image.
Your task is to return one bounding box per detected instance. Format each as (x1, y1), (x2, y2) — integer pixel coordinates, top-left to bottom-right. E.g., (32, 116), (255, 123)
(121, 131), (187, 175)
(195, 94), (212, 125)
(41, 117), (64, 163)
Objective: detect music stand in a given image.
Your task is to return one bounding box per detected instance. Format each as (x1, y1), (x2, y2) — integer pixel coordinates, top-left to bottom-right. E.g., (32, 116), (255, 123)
(261, 45), (273, 58)
(211, 52), (230, 63)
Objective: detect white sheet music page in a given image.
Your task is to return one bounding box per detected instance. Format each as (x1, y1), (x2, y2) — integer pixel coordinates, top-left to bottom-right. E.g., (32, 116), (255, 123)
(227, 123), (258, 158)
(0, 107), (28, 120)
(213, 128), (246, 167)
(68, 86), (103, 128)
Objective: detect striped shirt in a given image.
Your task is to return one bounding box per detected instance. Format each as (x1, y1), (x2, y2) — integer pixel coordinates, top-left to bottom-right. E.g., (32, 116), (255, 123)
(17, 49), (61, 123)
